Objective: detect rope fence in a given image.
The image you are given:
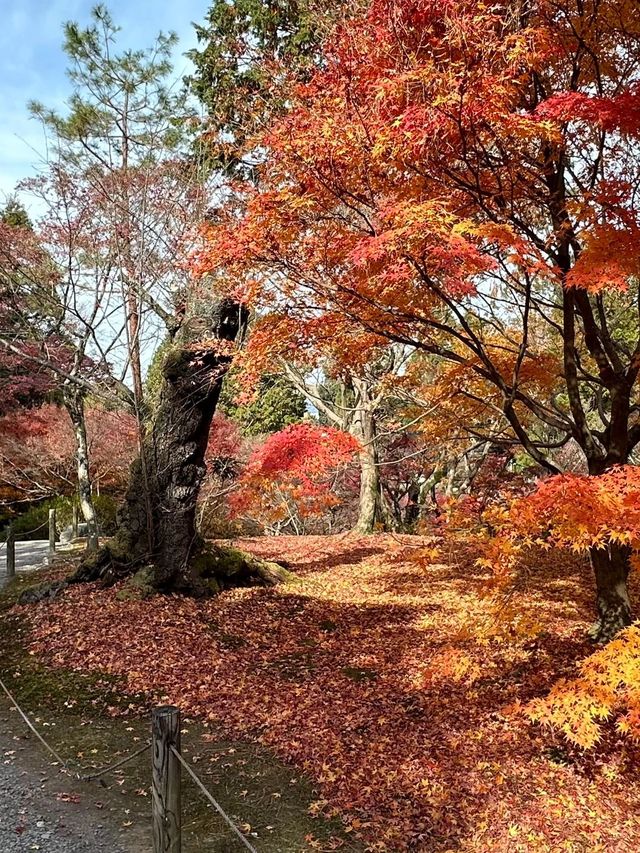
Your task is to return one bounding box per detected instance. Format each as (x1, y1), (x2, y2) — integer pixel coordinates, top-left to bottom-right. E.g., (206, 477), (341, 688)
(0, 674), (148, 779)
(78, 742), (152, 782)
(0, 520), (49, 551)
(0, 675), (260, 852)
(171, 744), (259, 853)
(2, 509), (60, 578)
(0, 676), (70, 769)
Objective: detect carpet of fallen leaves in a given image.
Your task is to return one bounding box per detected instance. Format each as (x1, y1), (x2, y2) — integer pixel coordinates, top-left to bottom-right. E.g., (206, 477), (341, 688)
(18, 534), (640, 852)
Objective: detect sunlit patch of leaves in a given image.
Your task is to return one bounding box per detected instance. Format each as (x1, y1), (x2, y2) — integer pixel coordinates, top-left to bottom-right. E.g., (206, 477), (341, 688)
(18, 534), (640, 851)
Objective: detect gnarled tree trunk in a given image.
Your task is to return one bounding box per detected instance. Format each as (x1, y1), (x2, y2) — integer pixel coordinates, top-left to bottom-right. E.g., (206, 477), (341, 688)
(68, 299), (289, 595)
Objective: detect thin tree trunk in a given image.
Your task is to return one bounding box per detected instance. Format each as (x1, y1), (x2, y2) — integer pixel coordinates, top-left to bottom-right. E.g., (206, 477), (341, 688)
(63, 388), (99, 552)
(355, 440), (379, 533)
(351, 375), (399, 535)
(351, 392), (382, 534)
(403, 481), (421, 528)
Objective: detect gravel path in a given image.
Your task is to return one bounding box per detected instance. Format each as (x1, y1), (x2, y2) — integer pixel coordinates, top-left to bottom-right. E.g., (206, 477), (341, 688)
(0, 704), (151, 852)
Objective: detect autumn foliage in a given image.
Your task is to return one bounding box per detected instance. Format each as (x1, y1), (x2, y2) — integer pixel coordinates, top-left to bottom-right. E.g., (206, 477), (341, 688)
(230, 423), (359, 533)
(19, 535), (640, 851)
(5, 0), (640, 849)
(486, 466), (640, 560)
(474, 467), (640, 747)
(0, 403), (137, 505)
(526, 624), (640, 748)
(193, 0), (640, 642)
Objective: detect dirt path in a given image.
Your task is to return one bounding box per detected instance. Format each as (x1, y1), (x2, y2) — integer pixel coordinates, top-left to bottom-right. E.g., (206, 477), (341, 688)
(0, 700), (152, 853)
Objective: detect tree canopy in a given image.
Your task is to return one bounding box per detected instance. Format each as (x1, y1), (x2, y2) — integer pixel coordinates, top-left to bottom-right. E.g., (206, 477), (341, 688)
(4, 10), (640, 849)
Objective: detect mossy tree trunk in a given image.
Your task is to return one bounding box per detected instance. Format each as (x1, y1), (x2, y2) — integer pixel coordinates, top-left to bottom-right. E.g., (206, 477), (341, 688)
(69, 298), (288, 594)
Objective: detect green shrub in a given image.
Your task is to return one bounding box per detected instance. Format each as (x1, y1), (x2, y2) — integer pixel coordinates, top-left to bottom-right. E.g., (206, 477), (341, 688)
(4, 494), (120, 541)
(8, 497), (70, 541)
(92, 494), (119, 535)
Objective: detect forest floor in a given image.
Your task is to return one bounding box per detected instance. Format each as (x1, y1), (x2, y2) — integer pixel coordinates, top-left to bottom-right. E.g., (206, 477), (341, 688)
(1, 533), (640, 852)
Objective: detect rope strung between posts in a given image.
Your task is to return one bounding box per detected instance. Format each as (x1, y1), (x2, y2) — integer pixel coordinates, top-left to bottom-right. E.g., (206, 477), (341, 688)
(5, 520), (49, 540)
(170, 745), (259, 853)
(3, 675), (260, 850)
(0, 675), (150, 781)
(0, 676), (70, 769)
(0, 520), (50, 552)
(77, 742), (151, 781)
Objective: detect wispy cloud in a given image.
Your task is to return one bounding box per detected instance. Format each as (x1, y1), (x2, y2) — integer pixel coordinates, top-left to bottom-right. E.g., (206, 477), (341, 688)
(0, 0), (209, 206)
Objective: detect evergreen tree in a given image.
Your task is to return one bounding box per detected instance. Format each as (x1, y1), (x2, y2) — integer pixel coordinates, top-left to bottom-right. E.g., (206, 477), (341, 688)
(186, 0), (343, 176)
(220, 372), (307, 436)
(1, 197), (32, 229)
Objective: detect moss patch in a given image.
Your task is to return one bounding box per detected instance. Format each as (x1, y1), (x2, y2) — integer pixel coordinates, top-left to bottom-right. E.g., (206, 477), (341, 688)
(115, 567), (156, 601)
(342, 666), (379, 683)
(196, 544), (296, 588)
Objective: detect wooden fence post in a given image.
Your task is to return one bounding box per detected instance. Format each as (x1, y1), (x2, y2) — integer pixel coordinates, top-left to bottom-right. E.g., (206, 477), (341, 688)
(48, 508), (56, 558)
(6, 526), (15, 578)
(152, 705), (182, 853)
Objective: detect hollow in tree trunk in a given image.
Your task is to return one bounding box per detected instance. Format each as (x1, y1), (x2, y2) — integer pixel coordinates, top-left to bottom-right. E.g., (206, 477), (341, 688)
(588, 543), (633, 643)
(67, 298), (289, 595)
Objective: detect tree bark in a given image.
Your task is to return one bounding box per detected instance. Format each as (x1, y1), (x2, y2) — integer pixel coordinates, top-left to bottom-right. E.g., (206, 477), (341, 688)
(588, 544), (633, 643)
(68, 298), (289, 594)
(403, 481), (421, 528)
(351, 397), (392, 534)
(584, 452), (634, 642)
(354, 429), (380, 533)
(350, 375), (399, 534)
(63, 388), (99, 552)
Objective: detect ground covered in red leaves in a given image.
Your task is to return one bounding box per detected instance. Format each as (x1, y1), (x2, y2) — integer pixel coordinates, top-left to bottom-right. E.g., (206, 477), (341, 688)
(18, 535), (640, 851)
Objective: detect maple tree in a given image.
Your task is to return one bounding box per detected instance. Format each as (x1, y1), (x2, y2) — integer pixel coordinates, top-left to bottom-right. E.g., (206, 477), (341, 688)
(197, 412), (247, 537)
(0, 403), (137, 509)
(197, 0), (640, 640)
(231, 422), (360, 533)
(189, 0), (409, 533)
(231, 306), (418, 532)
(475, 465), (640, 647)
(526, 622), (640, 749)
(18, 531), (640, 851)
(0, 194), (111, 547)
(286, 352), (410, 534)
(0, 201), (58, 414)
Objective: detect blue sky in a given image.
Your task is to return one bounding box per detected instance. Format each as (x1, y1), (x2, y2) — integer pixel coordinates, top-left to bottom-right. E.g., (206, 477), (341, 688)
(0, 0), (210, 207)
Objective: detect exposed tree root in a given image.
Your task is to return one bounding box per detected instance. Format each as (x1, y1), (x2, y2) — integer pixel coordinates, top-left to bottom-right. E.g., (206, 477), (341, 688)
(18, 541), (293, 606)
